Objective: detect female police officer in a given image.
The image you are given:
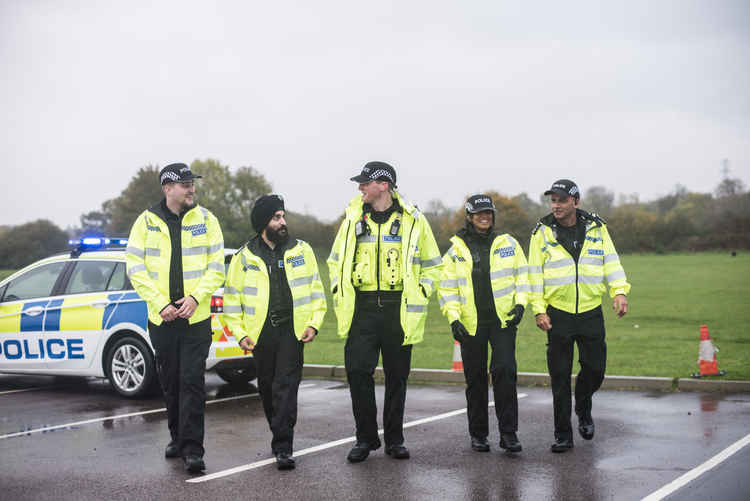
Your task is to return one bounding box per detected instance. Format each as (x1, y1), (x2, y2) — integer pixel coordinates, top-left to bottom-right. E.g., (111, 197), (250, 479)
(437, 194), (530, 453)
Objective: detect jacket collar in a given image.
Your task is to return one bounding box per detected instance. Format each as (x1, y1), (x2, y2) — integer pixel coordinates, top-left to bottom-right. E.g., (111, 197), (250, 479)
(538, 209), (602, 232)
(248, 234), (298, 255)
(347, 190), (417, 219)
(148, 198), (198, 224)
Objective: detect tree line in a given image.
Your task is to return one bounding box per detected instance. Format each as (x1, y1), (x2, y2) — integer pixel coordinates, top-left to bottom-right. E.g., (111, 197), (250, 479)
(1, 159), (747, 269)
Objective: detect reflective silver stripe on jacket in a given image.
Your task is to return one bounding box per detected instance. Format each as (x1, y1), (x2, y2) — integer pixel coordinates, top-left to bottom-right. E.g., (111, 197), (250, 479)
(516, 284), (531, 293)
(183, 246), (208, 256)
(127, 264), (147, 276)
(606, 269), (626, 282)
(604, 253), (619, 264)
(545, 258), (575, 270)
(207, 243), (223, 254)
(126, 246), (145, 258)
(516, 265), (529, 275)
(224, 286), (240, 295)
(490, 269), (514, 280)
(329, 252), (339, 262)
(440, 278), (467, 288)
(357, 235), (377, 243)
(579, 275), (603, 284)
(439, 294), (466, 306)
(289, 275), (314, 287)
(331, 277), (339, 289)
(243, 287), (258, 296)
(578, 257), (603, 266)
(183, 270), (204, 280)
(406, 304), (427, 313)
(420, 257), (442, 267)
(207, 262), (224, 272)
(544, 276), (576, 286)
(419, 277), (434, 288)
(244, 305), (256, 315)
(223, 305), (242, 313)
(527, 265), (543, 274)
(293, 292), (324, 308)
(145, 248), (160, 257)
(493, 285), (515, 298)
(530, 284), (544, 293)
(149, 271), (158, 279)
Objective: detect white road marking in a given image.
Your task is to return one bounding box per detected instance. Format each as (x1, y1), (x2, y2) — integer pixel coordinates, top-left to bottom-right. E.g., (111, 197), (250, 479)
(641, 432), (750, 501)
(187, 393), (528, 483)
(0, 387), (48, 396)
(0, 383), (316, 440)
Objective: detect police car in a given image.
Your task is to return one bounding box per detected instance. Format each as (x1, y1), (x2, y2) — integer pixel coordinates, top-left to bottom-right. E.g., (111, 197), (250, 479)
(0, 238), (254, 397)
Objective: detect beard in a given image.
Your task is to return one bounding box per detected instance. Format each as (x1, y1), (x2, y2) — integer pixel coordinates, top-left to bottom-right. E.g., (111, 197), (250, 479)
(266, 225), (289, 245)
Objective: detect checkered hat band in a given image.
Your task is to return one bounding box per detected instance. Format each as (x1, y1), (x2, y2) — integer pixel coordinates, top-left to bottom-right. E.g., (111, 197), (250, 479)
(161, 172), (180, 184)
(370, 169), (394, 183)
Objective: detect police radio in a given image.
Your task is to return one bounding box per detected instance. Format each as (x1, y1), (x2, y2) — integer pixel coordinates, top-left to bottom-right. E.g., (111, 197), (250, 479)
(389, 218), (400, 236)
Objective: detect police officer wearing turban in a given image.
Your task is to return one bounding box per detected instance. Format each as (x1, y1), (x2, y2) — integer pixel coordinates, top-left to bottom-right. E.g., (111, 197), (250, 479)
(438, 194), (529, 453)
(223, 194), (326, 470)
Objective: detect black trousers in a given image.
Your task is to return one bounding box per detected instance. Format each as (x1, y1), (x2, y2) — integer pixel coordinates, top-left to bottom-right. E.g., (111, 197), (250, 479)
(546, 305), (607, 440)
(148, 317), (212, 457)
(253, 320), (304, 455)
(460, 320), (519, 438)
(345, 298), (412, 446)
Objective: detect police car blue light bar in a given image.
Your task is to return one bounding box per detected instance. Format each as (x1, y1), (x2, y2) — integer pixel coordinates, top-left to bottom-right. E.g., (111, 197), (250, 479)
(68, 237), (128, 248)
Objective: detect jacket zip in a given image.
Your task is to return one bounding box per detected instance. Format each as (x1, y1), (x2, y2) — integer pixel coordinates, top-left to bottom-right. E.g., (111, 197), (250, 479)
(376, 222), (381, 291)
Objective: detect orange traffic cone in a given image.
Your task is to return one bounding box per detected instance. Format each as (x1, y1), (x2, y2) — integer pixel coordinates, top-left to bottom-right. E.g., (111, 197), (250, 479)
(452, 340), (463, 371)
(691, 325), (726, 378)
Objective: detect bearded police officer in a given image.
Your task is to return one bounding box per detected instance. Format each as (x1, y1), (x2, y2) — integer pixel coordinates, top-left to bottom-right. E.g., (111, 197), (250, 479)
(328, 161), (442, 463)
(223, 194), (326, 470)
(528, 179), (630, 453)
(438, 195), (529, 453)
(126, 163), (225, 473)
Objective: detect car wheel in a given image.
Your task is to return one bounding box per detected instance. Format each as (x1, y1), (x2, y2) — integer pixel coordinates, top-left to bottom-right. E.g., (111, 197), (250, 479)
(106, 336), (156, 398)
(216, 361), (257, 385)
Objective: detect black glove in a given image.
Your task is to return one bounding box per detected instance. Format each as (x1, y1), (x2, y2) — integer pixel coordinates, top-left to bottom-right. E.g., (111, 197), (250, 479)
(506, 304), (525, 327)
(451, 320), (470, 343)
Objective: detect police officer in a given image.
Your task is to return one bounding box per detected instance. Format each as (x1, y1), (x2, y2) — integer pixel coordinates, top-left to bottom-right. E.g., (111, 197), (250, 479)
(125, 163), (225, 473)
(528, 179), (630, 453)
(438, 195), (529, 453)
(328, 161), (442, 463)
(223, 194), (326, 470)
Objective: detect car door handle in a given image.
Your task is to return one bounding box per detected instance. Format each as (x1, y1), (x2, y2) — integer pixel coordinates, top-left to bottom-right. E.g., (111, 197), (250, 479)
(24, 306), (45, 316)
(91, 301), (110, 309)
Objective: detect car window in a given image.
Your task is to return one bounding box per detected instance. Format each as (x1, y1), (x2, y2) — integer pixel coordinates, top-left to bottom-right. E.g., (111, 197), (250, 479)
(2, 262), (67, 302)
(66, 261), (117, 294)
(106, 262), (128, 291)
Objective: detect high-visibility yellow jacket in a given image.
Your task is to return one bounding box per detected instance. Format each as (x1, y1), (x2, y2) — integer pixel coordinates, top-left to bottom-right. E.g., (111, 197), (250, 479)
(125, 203), (225, 325)
(528, 210), (630, 315)
(327, 192), (443, 345)
(223, 238), (327, 344)
(438, 233), (530, 334)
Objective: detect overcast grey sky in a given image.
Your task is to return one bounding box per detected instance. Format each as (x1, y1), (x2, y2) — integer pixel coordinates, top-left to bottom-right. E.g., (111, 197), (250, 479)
(1, 0), (748, 229)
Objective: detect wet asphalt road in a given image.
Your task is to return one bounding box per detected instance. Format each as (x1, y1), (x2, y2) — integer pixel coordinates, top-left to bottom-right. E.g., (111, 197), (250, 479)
(0, 373), (749, 501)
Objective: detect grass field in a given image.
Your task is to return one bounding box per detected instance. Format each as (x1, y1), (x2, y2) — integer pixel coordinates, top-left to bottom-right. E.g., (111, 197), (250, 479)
(304, 251), (750, 380)
(1, 252), (747, 379)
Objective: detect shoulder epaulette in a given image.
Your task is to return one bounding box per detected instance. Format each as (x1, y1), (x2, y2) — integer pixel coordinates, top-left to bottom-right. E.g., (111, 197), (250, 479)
(531, 221), (544, 235)
(590, 212), (607, 225)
